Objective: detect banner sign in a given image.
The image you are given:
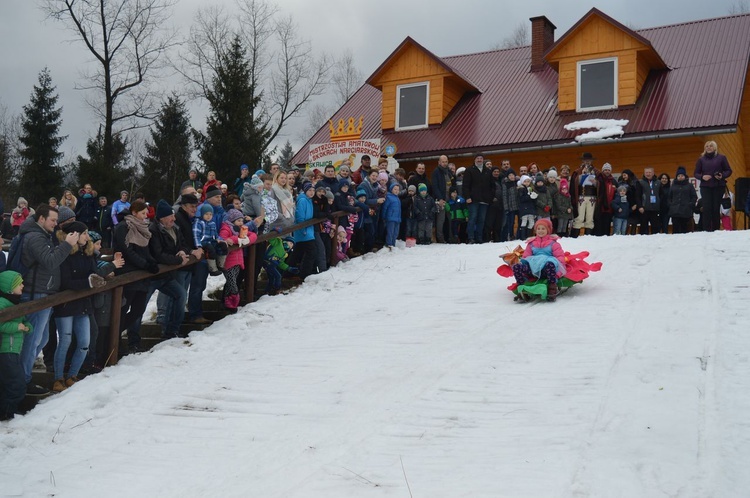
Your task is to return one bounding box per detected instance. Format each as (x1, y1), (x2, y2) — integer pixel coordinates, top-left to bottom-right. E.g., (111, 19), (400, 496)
(308, 139), (382, 171)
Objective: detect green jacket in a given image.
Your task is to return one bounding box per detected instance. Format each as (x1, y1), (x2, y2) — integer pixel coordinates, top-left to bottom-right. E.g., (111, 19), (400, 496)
(263, 238), (290, 271)
(0, 271), (32, 354)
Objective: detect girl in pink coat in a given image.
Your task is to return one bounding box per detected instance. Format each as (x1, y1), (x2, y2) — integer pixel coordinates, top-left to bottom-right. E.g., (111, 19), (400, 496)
(219, 209), (258, 312)
(512, 218), (566, 300)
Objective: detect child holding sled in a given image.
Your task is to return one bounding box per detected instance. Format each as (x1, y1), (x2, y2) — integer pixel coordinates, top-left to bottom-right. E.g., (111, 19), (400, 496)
(511, 218), (566, 301)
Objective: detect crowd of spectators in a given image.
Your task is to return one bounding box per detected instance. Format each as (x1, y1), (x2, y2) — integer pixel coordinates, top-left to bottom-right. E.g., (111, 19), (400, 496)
(0, 141), (748, 419)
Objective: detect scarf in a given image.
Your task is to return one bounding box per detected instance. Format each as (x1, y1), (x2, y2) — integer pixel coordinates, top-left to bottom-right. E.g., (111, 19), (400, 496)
(272, 184), (295, 219)
(124, 214), (152, 247)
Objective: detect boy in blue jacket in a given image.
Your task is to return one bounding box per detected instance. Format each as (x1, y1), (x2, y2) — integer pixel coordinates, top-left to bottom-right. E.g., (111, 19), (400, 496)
(382, 183), (402, 248)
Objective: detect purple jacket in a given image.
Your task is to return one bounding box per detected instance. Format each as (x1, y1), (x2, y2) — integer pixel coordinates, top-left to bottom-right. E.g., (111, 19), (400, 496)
(694, 152), (731, 188)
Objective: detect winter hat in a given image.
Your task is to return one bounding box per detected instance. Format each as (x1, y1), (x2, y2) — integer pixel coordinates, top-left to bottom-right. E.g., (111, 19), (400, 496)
(602, 163), (613, 172)
(355, 188), (367, 198)
(205, 185), (222, 199)
(17, 197), (28, 207)
(120, 190), (129, 196)
(547, 170), (558, 180)
(338, 179), (350, 190)
(455, 167), (466, 176)
(225, 209), (243, 223)
(62, 221), (88, 234)
(315, 184), (326, 193)
(57, 206), (76, 226)
(560, 178), (569, 192)
(408, 185), (417, 193)
(418, 183), (428, 193)
(339, 165), (350, 173)
(221, 183), (228, 190)
(378, 171), (389, 182)
(240, 164), (249, 171)
(517, 174), (531, 186)
(179, 193), (199, 205)
(200, 204), (214, 217)
(389, 183), (400, 193)
(88, 230), (102, 243)
(156, 199), (174, 219)
(676, 166), (687, 177)
(189, 168), (198, 174)
(249, 176), (263, 190)
(533, 218), (553, 234)
(535, 173), (545, 184)
(254, 169), (265, 177)
(337, 225), (346, 234)
(0, 270), (24, 295)
(325, 188), (335, 201)
(301, 182), (314, 193)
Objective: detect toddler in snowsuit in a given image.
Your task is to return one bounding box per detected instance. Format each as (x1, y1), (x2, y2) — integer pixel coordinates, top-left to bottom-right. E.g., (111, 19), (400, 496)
(0, 271), (32, 420)
(219, 209), (257, 312)
(193, 204), (226, 276)
(611, 184), (631, 235)
(512, 218), (567, 301)
(412, 183), (437, 244)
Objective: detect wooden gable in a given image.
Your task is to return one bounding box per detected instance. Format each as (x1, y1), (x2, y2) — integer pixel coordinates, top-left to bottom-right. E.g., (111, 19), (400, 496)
(367, 37), (479, 131)
(545, 9), (667, 112)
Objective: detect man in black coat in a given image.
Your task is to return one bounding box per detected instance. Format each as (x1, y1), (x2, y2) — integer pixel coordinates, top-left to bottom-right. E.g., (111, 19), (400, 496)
(431, 155), (453, 243)
(95, 196), (113, 248)
(462, 153), (495, 243)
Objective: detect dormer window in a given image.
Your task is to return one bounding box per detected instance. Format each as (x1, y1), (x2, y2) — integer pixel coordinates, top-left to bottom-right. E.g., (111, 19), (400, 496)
(577, 57), (618, 112)
(396, 81), (429, 130)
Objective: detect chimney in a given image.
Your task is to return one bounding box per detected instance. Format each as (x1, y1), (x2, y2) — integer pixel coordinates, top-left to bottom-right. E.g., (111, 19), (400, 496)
(530, 16), (556, 72)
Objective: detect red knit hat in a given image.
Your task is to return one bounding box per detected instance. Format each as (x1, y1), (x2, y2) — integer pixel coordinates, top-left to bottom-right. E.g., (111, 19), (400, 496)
(534, 218), (553, 234)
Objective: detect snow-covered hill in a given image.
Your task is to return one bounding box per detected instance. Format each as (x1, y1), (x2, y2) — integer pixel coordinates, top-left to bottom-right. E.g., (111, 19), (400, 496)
(2, 231), (749, 497)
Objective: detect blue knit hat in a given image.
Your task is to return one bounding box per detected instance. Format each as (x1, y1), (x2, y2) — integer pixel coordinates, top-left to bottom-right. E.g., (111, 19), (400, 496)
(418, 183), (428, 192)
(356, 188), (367, 198)
(156, 199), (173, 219)
(301, 182), (314, 193)
(200, 204), (214, 217)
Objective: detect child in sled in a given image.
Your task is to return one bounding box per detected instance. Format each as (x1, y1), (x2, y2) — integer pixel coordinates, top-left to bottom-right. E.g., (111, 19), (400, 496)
(511, 218), (566, 301)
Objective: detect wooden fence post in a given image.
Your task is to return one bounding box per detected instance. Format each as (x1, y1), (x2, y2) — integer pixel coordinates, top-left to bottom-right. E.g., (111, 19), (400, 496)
(106, 286), (123, 366)
(245, 243), (257, 303)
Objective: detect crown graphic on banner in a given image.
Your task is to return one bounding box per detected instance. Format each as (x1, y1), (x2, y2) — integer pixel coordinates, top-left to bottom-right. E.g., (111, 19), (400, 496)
(329, 116), (364, 142)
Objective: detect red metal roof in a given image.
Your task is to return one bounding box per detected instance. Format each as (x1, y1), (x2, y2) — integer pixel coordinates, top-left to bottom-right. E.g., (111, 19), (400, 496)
(292, 12), (750, 164)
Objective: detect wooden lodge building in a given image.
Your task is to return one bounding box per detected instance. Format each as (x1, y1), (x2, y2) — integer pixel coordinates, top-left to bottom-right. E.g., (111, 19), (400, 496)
(292, 8), (750, 224)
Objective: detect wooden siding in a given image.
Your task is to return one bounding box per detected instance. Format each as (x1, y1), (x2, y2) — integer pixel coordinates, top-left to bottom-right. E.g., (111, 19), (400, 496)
(548, 15), (657, 112)
(738, 63), (750, 178)
(442, 77), (465, 121)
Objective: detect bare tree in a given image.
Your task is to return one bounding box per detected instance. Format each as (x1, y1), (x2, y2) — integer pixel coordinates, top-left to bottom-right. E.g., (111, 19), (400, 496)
(0, 102), (22, 202)
(42, 0), (177, 173)
(297, 102), (333, 144)
(179, 0), (330, 158)
(492, 22), (530, 50)
(729, 1), (750, 13)
(332, 49), (364, 107)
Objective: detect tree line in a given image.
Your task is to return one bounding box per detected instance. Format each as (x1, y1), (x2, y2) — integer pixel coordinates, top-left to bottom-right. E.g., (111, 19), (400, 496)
(0, 0), (363, 208)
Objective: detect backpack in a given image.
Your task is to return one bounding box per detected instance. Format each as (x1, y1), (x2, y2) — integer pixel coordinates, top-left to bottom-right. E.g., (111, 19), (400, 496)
(6, 234), (35, 277)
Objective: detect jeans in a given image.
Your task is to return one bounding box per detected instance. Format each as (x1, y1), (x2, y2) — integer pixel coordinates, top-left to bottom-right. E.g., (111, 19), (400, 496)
(188, 260), (209, 319)
(0, 353), (26, 420)
(54, 315), (90, 379)
(149, 276), (187, 336)
(385, 221), (400, 247)
(502, 210), (518, 241)
(613, 217), (628, 235)
(158, 270), (190, 327)
(467, 202), (489, 242)
(19, 294), (52, 383)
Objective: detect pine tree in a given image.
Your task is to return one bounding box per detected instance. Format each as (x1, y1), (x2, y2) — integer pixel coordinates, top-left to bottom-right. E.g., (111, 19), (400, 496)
(18, 68), (66, 206)
(277, 140), (295, 169)
(195, 35), (271, 184)
(75, 127), (132, 199)
(141, 95), (192, 202)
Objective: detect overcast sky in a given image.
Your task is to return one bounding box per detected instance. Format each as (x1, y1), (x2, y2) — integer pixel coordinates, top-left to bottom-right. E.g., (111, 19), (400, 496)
(0, 0), (745, 166)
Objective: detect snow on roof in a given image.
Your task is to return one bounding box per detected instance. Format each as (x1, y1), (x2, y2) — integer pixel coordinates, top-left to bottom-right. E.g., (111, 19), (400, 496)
(564, 118), (629, 142)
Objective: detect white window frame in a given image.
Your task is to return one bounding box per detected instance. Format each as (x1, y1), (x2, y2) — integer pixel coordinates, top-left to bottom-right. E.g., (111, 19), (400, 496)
(576, 57), (618, 112)
(395, 81), (430, 131)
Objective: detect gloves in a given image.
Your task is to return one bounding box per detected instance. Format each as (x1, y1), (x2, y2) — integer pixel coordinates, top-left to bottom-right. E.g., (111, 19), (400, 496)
(237, 237), (250, 247)
(287, 266), (299, 274)
(147, 263), (160, 274)
(544, 205), (551, 212)
(88, 274), (107, 289)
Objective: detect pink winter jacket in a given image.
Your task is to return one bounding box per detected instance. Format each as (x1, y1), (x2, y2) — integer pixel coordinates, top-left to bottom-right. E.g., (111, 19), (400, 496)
(522, 235), (567, 277)
(219, 222), (258, 270)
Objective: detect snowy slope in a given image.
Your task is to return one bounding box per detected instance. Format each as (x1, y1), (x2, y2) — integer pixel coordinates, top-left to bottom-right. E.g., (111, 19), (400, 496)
(1, 232), (749, 497)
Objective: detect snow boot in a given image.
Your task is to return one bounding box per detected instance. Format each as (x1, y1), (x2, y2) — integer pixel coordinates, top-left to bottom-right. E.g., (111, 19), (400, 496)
(547, 282), (559, 302)
(52, 379), (67, 393)
(207, 258), (222, 276)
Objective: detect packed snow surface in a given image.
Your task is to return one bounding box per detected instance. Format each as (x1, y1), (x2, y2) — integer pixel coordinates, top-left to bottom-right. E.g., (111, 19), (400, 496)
(2, 231), (749, 497)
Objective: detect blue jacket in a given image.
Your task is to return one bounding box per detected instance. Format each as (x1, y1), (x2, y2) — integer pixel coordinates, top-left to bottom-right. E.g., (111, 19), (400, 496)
(293, 195), (315, 242)
(382, 193), (401, 222)
(611, 194), (631, 219)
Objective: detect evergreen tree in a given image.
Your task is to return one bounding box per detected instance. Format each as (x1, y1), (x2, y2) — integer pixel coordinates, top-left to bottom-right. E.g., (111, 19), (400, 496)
(195, 35), (270, 184)
(75, 127), (132, 198)
(141, 95), (192, 202)
(277, 140), (295, 170)
(18, 68), (66, 206)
